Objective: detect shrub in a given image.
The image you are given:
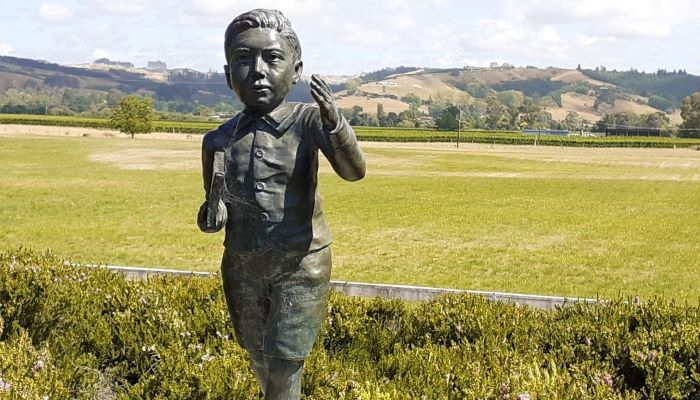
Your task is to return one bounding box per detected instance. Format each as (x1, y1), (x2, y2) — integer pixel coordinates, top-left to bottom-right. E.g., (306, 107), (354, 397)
(1, 247), (699, 399)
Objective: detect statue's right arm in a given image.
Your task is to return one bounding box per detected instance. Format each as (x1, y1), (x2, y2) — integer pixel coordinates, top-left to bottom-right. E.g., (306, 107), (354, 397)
(197, 131), (227, 232)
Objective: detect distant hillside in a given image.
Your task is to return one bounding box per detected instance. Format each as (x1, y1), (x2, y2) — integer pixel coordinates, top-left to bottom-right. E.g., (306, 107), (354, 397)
(580, 68), (700, 109)
(334, 65), (697, 125)
(1, 55), (698, 127)
(0, 56), (343, 114)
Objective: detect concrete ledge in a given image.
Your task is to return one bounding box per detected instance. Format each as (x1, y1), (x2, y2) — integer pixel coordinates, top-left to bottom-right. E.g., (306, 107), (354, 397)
(80, 264), (598, 310)
(329, 281), (598, 309)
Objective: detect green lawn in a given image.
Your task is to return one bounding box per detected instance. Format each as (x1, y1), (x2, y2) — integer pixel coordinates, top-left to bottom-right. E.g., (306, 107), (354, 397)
(1, 134), (699, 300)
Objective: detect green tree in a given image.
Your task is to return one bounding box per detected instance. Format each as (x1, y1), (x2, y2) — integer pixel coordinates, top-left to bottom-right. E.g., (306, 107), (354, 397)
(563, 110), (580, 132)
(401, 93), (422, 108)
(484, 96), (509, 130)
(435, 105), (459, 131)
(345, 78), (362, 95)
(110, 95), (154, 138)
(640, 112), (670, 129)
(680, 92), (700, 135)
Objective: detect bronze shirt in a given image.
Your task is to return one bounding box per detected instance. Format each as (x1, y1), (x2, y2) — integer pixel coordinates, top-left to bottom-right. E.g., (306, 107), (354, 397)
(200, 101), (365, 253)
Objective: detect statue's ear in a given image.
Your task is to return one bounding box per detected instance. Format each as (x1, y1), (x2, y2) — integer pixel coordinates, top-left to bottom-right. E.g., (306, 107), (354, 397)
(224, 65), (233, 90)
(292, 60), (303, 84)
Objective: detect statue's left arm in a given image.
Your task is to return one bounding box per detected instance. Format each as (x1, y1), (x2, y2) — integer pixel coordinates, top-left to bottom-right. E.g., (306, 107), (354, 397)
(310, 74), (366, 181)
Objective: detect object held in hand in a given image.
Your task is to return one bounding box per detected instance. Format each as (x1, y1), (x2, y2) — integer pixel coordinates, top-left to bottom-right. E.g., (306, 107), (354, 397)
(206, 151), (225, 230)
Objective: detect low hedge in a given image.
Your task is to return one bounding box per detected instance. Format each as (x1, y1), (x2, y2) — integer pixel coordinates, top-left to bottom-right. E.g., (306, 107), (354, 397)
(3, 114), (700, 148)
(1, 247), (699, 399)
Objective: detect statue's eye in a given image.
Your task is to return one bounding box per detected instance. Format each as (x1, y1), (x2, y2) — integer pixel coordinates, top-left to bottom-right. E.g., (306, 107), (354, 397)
(266, 52), (284, 64)
(232, 50), (251, 63)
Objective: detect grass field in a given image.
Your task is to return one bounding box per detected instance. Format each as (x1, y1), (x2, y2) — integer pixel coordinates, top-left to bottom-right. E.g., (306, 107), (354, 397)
(1, 131), (699, 300)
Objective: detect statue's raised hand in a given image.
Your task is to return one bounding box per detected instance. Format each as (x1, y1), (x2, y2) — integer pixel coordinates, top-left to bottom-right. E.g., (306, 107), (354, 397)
(310, 74), (340, 132)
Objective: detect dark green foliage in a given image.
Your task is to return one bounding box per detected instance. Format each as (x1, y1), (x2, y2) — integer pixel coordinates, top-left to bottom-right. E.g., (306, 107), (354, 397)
(492, 79), (567, 98)
(360, 66), (419, 83)
(648, 95), (676, 112)
(680, 93), (700, 137)
(582, 69), (700, 103)
(435, 105), (459, 131)
(2, 248), (700, 399)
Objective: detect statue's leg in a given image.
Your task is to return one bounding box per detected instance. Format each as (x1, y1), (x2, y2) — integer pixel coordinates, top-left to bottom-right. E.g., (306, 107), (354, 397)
(264, 357), (304, 400)
(248, 350), (269, 395)
(220, 250), (271, 395)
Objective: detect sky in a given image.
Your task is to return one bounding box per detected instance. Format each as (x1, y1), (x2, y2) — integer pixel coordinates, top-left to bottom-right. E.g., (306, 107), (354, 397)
(1, 0), (699, 76)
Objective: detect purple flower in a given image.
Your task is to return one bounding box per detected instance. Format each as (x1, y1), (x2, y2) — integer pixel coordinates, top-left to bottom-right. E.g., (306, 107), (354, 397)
(647, 350), (658, 362)
(32, 359), (46, 373)
(516, 393), (531, 400)
(0, 379), (11, 391)
(603, 373), (614, 388)
(499, 382), (510, 396)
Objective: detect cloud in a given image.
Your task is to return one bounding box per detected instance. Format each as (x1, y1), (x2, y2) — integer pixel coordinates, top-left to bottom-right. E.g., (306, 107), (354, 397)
(523, 0), (697, 40)
(92, 48), (111, 60)
(38, 3), (74, 22)
(0, 43), (13, 55)
(184, 0), (323, 17)
(92, 0), (147, 15)
(339, 22), (400, 46)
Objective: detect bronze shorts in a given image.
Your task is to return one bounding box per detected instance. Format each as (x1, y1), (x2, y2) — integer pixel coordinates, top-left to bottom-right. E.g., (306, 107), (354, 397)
(220, 246), (331, 360)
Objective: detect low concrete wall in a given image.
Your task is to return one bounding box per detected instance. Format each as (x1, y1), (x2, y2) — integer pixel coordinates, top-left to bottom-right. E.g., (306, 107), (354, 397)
(91, 264), (598, 310)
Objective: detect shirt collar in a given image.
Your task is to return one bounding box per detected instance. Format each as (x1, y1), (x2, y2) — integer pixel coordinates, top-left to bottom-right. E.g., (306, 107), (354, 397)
(237, 102), (299, 135)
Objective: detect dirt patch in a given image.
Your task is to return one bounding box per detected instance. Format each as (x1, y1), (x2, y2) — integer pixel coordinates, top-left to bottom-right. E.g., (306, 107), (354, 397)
(614, 99), (659, 115)
(335, 96), (410, 114)
(5, 124), (699, 179)
(0, 124), (203, 141)
(89, 148), (199, 170)
(351, 142), (700, 181)
(357, 72), (469, 102)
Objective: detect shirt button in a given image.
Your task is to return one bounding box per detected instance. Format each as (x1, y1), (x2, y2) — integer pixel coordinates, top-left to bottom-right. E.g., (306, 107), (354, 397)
(260, 212), (269, 222)
(254, 149), (264, 159)
(255, 182), (265, 192)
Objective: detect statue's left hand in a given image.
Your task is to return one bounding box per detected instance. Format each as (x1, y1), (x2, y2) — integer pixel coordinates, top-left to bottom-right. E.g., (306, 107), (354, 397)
(310, 74), (340, 132)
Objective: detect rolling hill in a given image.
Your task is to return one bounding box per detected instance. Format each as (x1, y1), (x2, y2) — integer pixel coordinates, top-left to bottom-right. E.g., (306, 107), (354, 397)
(1, 55), (698, 125)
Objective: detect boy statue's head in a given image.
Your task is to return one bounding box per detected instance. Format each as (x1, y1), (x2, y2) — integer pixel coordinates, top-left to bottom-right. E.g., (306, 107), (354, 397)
(224, 9), (303, 115)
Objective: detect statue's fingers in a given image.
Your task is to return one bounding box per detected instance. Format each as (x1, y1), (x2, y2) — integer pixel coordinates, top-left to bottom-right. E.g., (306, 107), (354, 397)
(311, 85), (333, 106)
(313, 75), (334, 96)
(318, 77), (334, 94)
(310, 78), (329, 95)
(312, 74), (335, 96)
(310, 87), (329, 107)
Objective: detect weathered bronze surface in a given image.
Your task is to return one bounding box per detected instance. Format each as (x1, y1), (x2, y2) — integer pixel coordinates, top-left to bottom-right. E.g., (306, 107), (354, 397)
(197, 8), (365, 399)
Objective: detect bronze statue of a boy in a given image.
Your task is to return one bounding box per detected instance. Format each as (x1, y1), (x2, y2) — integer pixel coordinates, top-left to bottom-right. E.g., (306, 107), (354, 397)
(197, 8), (365, 400)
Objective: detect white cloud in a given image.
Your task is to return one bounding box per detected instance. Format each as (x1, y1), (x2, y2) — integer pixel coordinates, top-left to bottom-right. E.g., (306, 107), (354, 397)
(92, 0), (147, 15)
(185, 0), (323, 17)
(388, 15), (413, 29)
(524, 0), (697, 40)
(92, 48), (111, 60)
(4, 0), (699, 75)
(38, 3), (74, 22)
(0, 43), (13, 55)
(339, 22), (400, 46)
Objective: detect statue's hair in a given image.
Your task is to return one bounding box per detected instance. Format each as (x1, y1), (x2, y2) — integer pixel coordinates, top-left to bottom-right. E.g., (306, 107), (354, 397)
(224, 9), (301, 62)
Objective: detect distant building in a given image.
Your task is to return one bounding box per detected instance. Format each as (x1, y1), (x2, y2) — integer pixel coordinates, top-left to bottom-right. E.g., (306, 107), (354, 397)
(522, 129), (569, 136)
(93, 58), (134, 68)
(605, 127), (661, 137)
(146, 61), (167, 73)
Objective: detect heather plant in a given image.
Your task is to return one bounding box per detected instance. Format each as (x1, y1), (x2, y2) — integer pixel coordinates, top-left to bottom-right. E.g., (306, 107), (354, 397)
(1, 247), (698, 399)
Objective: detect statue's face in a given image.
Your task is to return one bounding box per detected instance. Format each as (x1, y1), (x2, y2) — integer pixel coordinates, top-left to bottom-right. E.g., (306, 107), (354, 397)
(225, 28), (302, 115)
